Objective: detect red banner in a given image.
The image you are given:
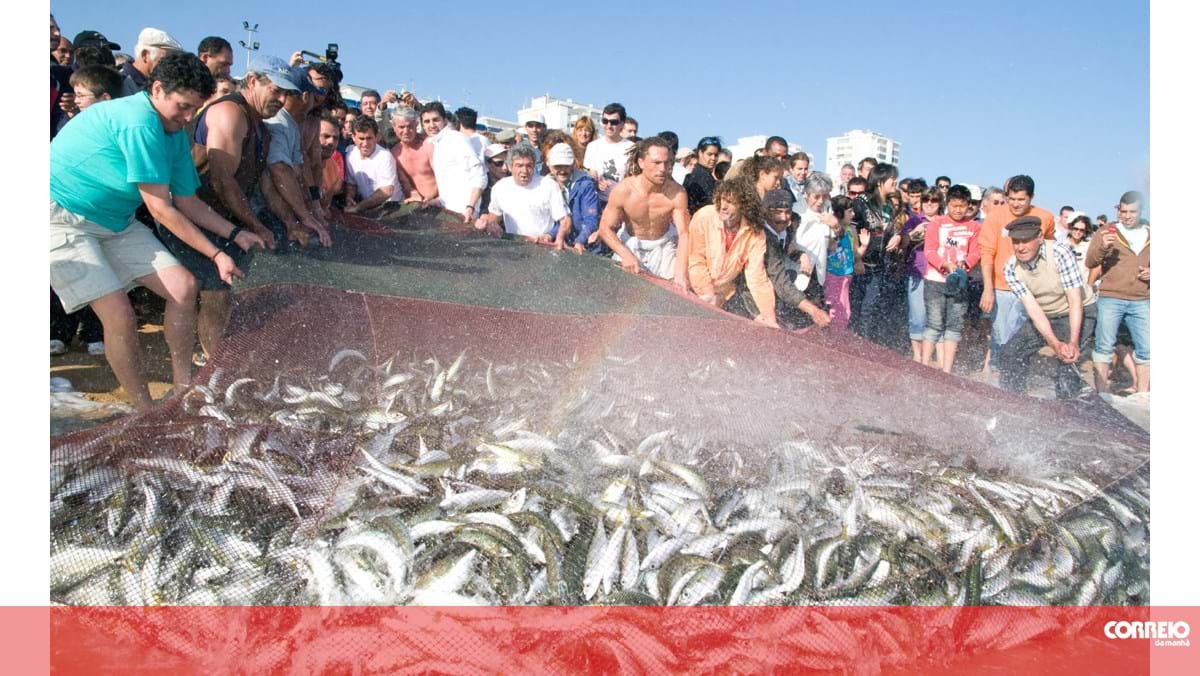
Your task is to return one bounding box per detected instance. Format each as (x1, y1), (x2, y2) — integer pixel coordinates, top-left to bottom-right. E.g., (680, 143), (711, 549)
(33, 605), (1199, 674)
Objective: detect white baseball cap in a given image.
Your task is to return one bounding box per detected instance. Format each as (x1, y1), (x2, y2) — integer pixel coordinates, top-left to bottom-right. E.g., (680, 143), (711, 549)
(484, 143), (508, 160)
(546, 143), (575, 167)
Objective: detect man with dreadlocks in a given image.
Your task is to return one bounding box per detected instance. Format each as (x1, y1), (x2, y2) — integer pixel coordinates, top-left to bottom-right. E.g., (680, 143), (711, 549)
(597, 136), (691, 289)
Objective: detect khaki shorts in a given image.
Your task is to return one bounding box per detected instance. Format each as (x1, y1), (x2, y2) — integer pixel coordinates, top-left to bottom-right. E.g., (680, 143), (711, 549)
(49, 200), (182, 314)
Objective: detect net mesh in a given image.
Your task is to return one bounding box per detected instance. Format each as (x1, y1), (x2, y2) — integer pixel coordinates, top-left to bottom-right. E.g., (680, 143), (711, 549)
(50, 207), (1149, 609)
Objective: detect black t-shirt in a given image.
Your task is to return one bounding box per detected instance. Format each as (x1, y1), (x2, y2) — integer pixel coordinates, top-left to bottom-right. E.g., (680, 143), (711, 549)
(683, 165), (716, 215)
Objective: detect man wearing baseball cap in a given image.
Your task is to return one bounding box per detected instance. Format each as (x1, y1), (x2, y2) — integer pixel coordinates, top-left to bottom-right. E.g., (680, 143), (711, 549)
(523, 115), (546, 172)
(480, 143), (509, 213)
(994, 216), (1096, 399)
(121, 27), (184, 97)
(159, 54), (301, 362)
(544, 143), (600, 253)
(727, 188), (831, 329)
(259, 59), (333, 248)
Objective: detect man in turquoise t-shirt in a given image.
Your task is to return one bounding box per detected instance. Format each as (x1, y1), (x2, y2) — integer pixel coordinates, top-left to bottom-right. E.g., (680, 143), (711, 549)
(49, 52), (264, 410)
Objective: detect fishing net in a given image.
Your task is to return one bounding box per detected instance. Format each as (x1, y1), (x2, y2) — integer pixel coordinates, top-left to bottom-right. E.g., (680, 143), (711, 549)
(50, 206), (1149, 615)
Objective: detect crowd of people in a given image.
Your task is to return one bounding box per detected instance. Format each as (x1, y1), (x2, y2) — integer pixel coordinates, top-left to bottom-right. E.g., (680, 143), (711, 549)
(48, 14), (1151, 411)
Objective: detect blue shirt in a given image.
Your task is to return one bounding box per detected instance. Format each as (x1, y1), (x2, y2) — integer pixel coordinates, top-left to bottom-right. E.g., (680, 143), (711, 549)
(50, 92), (200, 231)
(827, 229), (855, 276)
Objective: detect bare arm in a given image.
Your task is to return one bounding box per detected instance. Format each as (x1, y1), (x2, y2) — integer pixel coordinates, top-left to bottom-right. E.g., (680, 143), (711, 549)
(203, 103), (275, 248)
(350, 184), (397, 212)
(1018, 293), (1063, 354)
(671, 189), (691, 291)
(269, 162), (330, 245)
(139, 184), (242, 284)
(597, 182), (641, 273)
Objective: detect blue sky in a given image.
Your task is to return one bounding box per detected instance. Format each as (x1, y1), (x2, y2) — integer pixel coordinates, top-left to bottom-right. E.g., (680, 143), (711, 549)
(51, 0), (1148, 218)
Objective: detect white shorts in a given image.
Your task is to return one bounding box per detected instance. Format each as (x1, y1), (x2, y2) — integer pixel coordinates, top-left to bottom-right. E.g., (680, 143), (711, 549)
(49, 200), (182, 314)
(614, 225), (678, 280)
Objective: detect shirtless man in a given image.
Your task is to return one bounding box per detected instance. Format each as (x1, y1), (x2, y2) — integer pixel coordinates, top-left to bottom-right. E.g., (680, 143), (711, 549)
(388, 106), (435, 204)
(598, 137), (690, 290)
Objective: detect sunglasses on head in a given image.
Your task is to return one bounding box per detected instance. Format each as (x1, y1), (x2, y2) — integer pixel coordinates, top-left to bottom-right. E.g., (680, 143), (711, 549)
(698, 136), (721, 147)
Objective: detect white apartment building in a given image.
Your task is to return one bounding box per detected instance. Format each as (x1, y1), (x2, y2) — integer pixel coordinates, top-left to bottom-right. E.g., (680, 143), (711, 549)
(824, 130), (901, 174)
(517, 94), (603, 131)
(726, 135), (803, 162)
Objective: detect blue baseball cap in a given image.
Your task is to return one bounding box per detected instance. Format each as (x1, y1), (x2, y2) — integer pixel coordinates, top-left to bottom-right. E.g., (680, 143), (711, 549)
(290, 66), (325, 96)
(247, 54), (301, 92)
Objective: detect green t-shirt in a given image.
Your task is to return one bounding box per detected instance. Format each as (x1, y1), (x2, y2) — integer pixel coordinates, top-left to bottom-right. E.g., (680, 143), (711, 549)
(49, 92), (200, 231)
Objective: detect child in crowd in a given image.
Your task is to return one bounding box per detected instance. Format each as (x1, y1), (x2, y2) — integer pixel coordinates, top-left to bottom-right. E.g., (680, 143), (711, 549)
(825, 195), (857, 329)
(921, 185), (981, 373)
(68, 65), (123, 112)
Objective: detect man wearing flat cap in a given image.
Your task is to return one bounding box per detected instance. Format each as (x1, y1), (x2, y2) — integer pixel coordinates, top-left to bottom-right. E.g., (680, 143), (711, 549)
(728, 188), (831, 329)
(122, 27), (184, 97)
(995, 216), (1097, 399)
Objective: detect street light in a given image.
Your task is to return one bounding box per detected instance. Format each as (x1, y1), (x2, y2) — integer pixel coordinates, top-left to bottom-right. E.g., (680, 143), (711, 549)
(239, 21), (260, 72)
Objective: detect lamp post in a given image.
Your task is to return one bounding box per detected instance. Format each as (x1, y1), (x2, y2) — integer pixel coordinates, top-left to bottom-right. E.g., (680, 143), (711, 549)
(238, 21), (260, 72)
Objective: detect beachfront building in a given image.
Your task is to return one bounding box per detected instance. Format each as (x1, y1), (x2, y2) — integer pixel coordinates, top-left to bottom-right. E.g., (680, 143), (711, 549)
(825, 129), (901, 174)
(517, 95), (603, 131)
(727, 135), (803, 162)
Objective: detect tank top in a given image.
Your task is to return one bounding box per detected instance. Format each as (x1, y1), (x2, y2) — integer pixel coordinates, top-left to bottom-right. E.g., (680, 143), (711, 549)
(191, 92), (270, 225)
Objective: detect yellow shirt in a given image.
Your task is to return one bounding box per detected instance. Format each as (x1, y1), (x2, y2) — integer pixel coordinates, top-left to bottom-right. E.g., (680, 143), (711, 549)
(687, 205), (776, 324)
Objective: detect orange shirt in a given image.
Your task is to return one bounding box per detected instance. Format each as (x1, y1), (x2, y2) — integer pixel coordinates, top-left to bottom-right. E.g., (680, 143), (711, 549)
(978, 205), (1056, 291)
(390, 136), (438, 200)
(687, 205), (776, 324)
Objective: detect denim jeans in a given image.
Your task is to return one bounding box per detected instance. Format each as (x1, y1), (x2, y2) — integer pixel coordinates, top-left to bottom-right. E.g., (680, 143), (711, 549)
(923, 280), (967, 343)
(998, 303), (1097, 399)
(1093, 296), (1151, 363)
(906, 276), (926, 341)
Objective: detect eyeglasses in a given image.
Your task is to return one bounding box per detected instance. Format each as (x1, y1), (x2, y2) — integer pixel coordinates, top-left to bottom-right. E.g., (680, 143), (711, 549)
(601, 118), (623, 126)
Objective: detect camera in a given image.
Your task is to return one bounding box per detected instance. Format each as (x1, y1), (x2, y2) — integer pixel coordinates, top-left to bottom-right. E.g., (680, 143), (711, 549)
(325, 43), (338, 63)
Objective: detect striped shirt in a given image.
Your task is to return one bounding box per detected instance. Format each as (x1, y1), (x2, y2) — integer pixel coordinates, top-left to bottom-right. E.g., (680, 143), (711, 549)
(1004, 241), (1083, 299)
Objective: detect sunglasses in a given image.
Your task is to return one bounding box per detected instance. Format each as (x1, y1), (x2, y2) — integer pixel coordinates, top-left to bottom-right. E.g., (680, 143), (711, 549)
(601, 118), (623, 126)
(488, 159), (506, 167)
(849, 190), (865, 197)
(1070, 226), (1087, 232)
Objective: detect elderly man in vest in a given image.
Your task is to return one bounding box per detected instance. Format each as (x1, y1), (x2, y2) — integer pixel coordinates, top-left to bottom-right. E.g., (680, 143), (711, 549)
(995, 217), (1097, 399)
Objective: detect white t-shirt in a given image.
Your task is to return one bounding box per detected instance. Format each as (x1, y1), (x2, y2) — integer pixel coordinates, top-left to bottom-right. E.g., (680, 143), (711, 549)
(583, 138), (634, 201)
(346, 144), (403, 203)
(1117, 222), (1148, 256)
(487, 174), (568, 238)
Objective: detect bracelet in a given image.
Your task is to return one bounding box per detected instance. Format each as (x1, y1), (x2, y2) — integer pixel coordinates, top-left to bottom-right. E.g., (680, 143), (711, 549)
(227, 225), (244, 242)
(308, 186), (321, 201)
(209, 249), (224, 261)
